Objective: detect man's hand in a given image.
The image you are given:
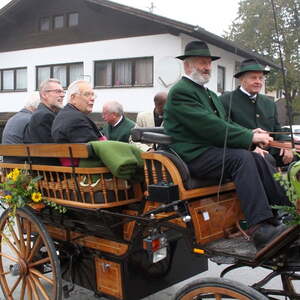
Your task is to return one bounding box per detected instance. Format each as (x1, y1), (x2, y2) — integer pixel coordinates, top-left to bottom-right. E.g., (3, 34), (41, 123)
(280, 148), (294, 165)
(252, 128), (267, 134)
(253, 146), (268, 157)
(252, 132), (273, 147)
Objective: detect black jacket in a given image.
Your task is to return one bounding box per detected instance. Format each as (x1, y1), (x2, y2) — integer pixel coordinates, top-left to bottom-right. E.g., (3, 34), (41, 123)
(23, 103), (57, 143)
(23, 103), (58, 165)
(52, 103), (102, 143)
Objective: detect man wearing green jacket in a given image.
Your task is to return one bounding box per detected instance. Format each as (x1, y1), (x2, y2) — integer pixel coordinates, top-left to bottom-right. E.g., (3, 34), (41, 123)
(220, 58), (293, 167)
(102, 100), (135, 143)
(164, 40), (290, 251)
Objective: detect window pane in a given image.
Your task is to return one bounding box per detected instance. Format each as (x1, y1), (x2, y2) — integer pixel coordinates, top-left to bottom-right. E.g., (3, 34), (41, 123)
(40, 17), (50, 31)
(16, 68), (27, 90)
(53, 65), (67, 87)
(69, 63), (83, 83)
(135, 57), (153, 86)
(95, 62), (112, 87)
(115, 60), (132, 86)
(37, 67), (51, 88)
(54, 15), (64, 29)
(68, 13), (79, 27)
(217, 66), (225, 93)
(3, 70), (14, 90)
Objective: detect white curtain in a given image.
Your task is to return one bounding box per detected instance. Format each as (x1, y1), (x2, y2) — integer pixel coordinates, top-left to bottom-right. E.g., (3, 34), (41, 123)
(115, 60), (132, 86)
(69, 63), (83, 83)
(135, 57), (153, 86)
(16, 68), (27, 90)
(3, 70), (14, 90)
(53, 65), (67, 87)
(37, 67), (51, 88)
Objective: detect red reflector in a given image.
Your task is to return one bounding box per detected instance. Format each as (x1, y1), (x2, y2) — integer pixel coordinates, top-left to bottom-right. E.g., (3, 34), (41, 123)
(152, 239), (160, 252)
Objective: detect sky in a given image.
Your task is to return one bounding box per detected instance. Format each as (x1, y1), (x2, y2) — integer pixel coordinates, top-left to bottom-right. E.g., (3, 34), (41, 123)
(0, 0), (240, 36)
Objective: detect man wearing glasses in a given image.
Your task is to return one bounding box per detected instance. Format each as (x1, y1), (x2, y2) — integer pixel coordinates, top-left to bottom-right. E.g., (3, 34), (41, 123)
(52, 80), (105, 145)
(23, 78), (64, 144)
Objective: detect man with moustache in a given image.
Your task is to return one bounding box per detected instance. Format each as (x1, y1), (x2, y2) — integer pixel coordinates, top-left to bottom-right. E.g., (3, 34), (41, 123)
(164, 40), (291, 251)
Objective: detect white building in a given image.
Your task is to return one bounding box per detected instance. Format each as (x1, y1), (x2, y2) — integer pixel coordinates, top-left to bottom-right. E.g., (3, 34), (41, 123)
(0, 0), (278, 113)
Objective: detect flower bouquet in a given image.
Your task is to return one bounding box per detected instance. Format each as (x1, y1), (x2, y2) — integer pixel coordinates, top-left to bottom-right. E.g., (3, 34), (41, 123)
(0, 168), (66, 214)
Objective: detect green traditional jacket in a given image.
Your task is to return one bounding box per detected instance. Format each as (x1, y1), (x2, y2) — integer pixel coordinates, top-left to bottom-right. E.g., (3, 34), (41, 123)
(164, 77), (253, 162)
(220, 88), (287, 142)
(103, 116), (135, 143)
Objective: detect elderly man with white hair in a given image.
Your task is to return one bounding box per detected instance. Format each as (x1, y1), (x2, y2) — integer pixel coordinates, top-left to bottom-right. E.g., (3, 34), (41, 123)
(52, 80), (105, 144)
(2, 91), (40, 144)
(102, 100), (135, 143)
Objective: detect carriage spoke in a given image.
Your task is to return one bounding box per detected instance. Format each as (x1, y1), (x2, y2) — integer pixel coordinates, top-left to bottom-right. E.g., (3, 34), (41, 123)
(20, 277), (26, 300)
(8, 275), (22, 296)
(0, 270), (12, 276)
(0, 232), (20, 257)
(0, 252), (18, 263)
(16, 215), (26, 254)
(31, 273), (51, 300)
(216, 294), (222, 300)
(28, 274), (40, 300)
(26, 277), (33, 300)
(29, 268), (53, 285)
(25, 220), (32, 259)
(7, 222), (21, 250)
(29, 256), (50, 268)
(27, 235), (42, 262)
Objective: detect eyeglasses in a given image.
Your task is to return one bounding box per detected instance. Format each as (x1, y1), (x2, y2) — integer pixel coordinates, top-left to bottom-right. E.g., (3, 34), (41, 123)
(45, 89), (65, 94)
(78, 92), (97, 99)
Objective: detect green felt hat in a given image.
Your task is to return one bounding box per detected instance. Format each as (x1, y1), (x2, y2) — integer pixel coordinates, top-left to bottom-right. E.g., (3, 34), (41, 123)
(176, 40), (220, 61)
(234, 58), (270, 78)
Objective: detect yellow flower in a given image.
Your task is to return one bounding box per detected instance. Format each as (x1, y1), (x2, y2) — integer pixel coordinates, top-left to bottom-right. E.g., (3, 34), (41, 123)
(6, 171), (13, 179)
(4, 195), (12, 200)
(12, 169), (20, 181)
(7, 169), (20, 181)
(31, 192), (42, 203)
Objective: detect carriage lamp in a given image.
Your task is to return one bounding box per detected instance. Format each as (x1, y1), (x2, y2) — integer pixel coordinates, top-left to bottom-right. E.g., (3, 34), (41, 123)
(143, 233), (168, 263)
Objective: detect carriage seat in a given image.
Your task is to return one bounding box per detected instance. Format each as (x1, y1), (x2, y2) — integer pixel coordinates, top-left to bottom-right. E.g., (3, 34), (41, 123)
(131, 128), (229, 190)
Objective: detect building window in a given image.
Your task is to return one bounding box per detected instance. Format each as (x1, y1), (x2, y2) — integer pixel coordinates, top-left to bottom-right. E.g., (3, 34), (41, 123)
(217, 66), (225, 94)
(40, 17), (50, 31)
(36, 63), (83, 89)
(94, 57), (153, 88)
(68, 13), (79, 27)
(0, 68), (27, 92)
(53, 15), (64, 29)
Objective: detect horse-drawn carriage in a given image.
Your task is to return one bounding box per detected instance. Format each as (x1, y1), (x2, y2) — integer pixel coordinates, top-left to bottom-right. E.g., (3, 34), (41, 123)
(0, 128), (300, 300)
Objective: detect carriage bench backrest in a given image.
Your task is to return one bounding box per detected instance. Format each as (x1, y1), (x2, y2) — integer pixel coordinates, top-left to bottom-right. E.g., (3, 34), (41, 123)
(0, 144), (143, 209)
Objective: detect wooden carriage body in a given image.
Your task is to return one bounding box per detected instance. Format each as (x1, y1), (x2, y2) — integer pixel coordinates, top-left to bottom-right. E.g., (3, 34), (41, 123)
(0, 140), (300, 299)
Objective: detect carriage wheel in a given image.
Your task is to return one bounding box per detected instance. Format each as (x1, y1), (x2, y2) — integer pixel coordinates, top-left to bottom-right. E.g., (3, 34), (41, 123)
(175, 277), (268, 300)
(0, 207), (62, 300)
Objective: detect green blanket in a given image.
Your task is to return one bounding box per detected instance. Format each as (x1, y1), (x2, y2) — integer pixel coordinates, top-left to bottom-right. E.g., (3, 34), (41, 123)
(79, 141), (144, 181)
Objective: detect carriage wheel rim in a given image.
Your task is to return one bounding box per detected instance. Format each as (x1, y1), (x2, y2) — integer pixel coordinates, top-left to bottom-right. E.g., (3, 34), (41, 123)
(0, 207), (62, 300)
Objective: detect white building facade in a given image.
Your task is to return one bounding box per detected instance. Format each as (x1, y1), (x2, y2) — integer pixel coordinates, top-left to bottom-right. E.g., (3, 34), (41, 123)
(0, 0), (276, 113)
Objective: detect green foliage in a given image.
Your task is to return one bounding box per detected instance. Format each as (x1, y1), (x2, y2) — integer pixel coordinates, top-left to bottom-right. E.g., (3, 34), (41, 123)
(43, 199), (67, 214)
(273, 171), (300, 224)
(224, 0), (300, 105)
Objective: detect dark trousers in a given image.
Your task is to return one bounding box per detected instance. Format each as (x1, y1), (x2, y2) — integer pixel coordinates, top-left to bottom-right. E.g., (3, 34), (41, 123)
(187, 148), (289, 227)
